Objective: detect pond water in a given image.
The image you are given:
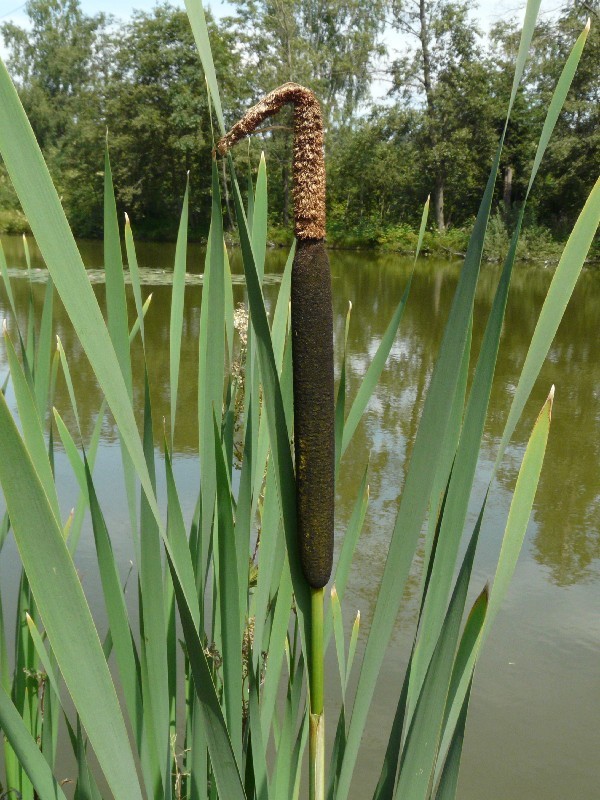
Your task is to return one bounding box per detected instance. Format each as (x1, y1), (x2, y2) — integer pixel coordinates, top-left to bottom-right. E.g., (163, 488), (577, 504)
(0, 234), (598, 799)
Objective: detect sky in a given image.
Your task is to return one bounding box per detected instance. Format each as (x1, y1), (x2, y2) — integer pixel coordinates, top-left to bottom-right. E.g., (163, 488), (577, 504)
(0, 0), (563, 101)
(0, 0), (563, 32)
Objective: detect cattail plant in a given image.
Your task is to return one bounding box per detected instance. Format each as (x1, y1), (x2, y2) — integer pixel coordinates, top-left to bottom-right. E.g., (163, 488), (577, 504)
(0, 8), (595, 800)
(217, 82), (334, 800)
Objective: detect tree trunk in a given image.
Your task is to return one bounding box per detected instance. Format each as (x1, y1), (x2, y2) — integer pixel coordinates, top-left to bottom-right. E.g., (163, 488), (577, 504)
(419, 0), (433, 108)
(434, 179), (445, 232)
(503, 165), (513, 211)
(420, 0), (445, 233)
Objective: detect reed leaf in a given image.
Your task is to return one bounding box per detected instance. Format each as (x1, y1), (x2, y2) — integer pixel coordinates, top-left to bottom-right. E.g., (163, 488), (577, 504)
(4, 326), (60, 523)
(0, 390), (143, 800)
(103, 143), (132, 395)
(393, 513), (485, 800)
(495, 174), (600, 469)
(436, 387), (554, 780)
(229, 160), (311, 653)
(0, 56), (162, 533)
(0, 684), (67, 800)
(433, 681), (472, 800)
(198, 161), (226, 580)
(213, 413), (243, 765)
(335, 2), (543, 791)
(168, 547), (247, 800)
(34, 278), (53, 420)
(84, 457), (143, 747)
(139, 369), (171, 799)
(409, 23), (590, 718)
(170, 177), (190, 439)
(124, 215), (145, 347)
(0, 239), (18, 322)
(183, 0), (226, 134)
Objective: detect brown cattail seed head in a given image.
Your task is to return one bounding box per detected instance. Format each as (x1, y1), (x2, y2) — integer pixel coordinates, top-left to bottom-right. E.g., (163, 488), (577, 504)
(292, 239), (334, 588)
(216, 83), (326, 240)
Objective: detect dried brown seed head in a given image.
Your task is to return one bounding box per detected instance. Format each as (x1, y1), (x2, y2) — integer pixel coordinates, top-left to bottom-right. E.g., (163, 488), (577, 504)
(216, 83), (326, 241)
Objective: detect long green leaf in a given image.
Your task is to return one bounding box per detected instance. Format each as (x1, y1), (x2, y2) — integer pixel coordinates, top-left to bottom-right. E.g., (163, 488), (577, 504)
(335, 2), (542, 791)
(334, 300), (352, 478)
(251, 459), (283, 674)
(0, 238), (18, 321)
(495, 175), (600, 469)
(84, 457), (142, 749)
(170, 177), (189, 439)
(0, 390), (143, 800)
(214, 413), (243, 765)
(437, 388), (554, 778)
(183, 1), (226, 134)
(124, 214), (145, 347)
(4, 326), (61, 523)
(393, 523), (485, 799)
(34, 277), (54, 419)
(433, 680), (472, 800)
(103, 143), (132, 394)
(250, 242), (293, 517)
(252, 153), (268, 279)
(0, 55), (162, 542)
(260, 556), (294, 741)
(248, 662), (270, 800)
(229, 160), (310, 656)
(198, 162), (226, 578)
(139, 369), (171, 798)
(0, 684), (67, 800)
(168, 550), (246, 800)
(408, 23), (591, 718)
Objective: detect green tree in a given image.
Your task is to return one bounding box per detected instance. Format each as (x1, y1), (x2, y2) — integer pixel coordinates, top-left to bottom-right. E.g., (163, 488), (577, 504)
(388, 0), (496, 230)
(529, 0), (599, 234)
(1, 0), (108, 149)
(226, 0), (385, 225)
(326, 106), (425, 235)
(2, 0), (250, 238)
(99, 3), (249, 238)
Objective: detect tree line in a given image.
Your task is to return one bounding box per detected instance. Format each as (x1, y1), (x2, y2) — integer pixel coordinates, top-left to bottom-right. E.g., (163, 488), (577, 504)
(0, 0), (598, 252)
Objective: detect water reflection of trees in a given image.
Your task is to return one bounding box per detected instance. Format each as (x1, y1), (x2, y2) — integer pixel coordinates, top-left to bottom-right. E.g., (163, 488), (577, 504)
(331, 255), (600, 597)
(483, 266), (600, 586)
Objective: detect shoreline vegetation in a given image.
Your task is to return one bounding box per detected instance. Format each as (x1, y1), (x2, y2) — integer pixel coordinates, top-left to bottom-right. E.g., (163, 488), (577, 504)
(2, 209), (597, 264)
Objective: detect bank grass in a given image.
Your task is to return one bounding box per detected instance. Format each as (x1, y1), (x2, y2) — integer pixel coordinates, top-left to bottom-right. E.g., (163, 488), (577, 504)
(0, 3), (598, 800)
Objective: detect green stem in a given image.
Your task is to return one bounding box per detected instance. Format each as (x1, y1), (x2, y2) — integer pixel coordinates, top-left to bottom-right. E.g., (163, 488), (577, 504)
(310, 588), (324, 714)
(310, 587), (325, 800)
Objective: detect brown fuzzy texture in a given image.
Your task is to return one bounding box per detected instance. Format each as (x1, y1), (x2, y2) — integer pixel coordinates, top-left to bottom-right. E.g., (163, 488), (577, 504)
(216, 83), (326, 240)
(291, 239), (335, 588)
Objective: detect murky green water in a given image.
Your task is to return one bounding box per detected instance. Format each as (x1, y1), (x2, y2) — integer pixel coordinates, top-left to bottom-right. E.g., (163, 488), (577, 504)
(0, 235), (598, 798)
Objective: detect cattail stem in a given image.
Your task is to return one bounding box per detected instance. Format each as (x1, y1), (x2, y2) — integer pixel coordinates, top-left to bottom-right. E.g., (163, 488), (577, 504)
(310, 587), (325, 800)
(310, 587), (324, 714)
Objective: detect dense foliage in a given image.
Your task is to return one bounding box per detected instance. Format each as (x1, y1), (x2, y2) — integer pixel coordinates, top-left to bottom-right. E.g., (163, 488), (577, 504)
(0, 0), (598, 250)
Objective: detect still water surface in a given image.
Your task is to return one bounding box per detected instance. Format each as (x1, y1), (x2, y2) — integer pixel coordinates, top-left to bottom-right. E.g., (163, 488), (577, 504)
(0, 235), (598, 798)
